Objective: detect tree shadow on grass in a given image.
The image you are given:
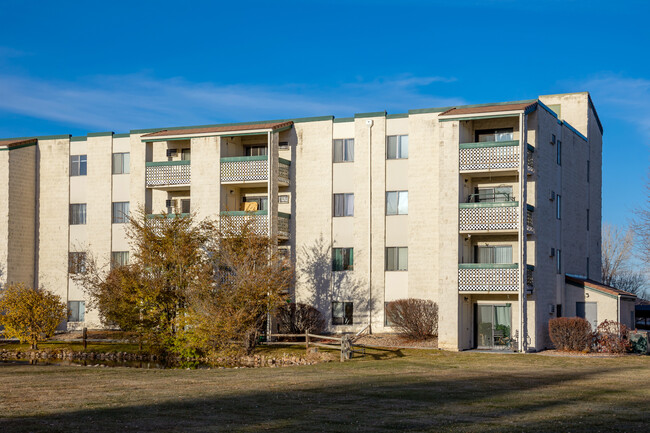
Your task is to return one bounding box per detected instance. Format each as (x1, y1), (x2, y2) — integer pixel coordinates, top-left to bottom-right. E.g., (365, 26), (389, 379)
(1, 364), (647, 433)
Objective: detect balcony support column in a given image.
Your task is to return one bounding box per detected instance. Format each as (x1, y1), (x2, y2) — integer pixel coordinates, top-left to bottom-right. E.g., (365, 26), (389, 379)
(518, 113), (528, 352)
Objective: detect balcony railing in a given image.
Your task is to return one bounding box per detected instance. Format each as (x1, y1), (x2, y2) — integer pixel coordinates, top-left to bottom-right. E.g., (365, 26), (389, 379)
(527, 145), (535, 175)
(526, 205), (535, 233)
(146, 161), (191, 187)
(526, 265), (534, 288)
(220, 211), (290, 239)
(220, 156), (291, 185)
(145, 213), (190, 231)
(459, 202), (519, 231)
(458, 263), (519, 292)
(459, 140), (520, 172)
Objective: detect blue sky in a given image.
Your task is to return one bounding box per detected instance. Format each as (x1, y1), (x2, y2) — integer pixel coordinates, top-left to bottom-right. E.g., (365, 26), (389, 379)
(0, 0), (648, 227)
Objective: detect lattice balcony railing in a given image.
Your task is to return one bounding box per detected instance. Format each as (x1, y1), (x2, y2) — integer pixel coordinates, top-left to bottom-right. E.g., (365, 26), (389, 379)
(459, 141), (520, 171)
(278, 159), (290, 185)
(146, 161), (191, 187)
(458, 264), (519, 292)
(221, 156), (268, 183)
(527, 147), (535, 174)
(278, 212), (290, 239)
(459, 202), (519, 231)
(526, 206), (535, 233)
(526, 265), (534, 288)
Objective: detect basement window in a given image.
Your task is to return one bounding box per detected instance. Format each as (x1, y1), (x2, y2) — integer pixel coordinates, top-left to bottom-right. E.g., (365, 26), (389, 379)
(332, 302), (353, 325)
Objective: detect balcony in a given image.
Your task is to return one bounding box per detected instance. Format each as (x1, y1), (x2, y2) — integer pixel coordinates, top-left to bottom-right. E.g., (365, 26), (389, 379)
(220, 156), (290, 186)
(459, 140), (520, 172)
(146, 161), (190, 188)
(459, 201), (519, 232)
(458, 263), (519, 292)
(220, 211), (290, 240)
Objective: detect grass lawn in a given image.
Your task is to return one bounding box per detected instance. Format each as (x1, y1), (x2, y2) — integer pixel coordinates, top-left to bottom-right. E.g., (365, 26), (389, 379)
(0, 347), (648, 432)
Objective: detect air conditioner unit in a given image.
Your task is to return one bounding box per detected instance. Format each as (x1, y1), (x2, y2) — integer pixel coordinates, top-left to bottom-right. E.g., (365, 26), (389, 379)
(550, 247), (556, 257)
(166, 149), (178, 157)
(549, 190), (556, 201)
(550, 134), (556, 145)
(549, 304), (555, 314)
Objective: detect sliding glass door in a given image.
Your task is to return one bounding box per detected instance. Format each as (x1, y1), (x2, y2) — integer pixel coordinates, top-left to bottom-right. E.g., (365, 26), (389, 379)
(475, 304), (512, 349)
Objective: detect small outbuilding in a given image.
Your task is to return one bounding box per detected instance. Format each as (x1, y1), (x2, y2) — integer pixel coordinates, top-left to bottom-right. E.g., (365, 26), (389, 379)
(564, 275), (637, 330)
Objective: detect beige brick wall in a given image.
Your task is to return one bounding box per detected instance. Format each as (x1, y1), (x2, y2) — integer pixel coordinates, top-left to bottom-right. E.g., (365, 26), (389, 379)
(37, 137), (71, 304)
(7, 145), (37, 286)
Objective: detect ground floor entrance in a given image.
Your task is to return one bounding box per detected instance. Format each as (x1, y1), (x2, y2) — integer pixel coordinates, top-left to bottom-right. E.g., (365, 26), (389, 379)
(475, 303), (513, 349)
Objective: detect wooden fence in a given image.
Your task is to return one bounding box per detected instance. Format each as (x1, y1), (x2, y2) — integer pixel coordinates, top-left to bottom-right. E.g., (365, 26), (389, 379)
(265, 326), (371, 362)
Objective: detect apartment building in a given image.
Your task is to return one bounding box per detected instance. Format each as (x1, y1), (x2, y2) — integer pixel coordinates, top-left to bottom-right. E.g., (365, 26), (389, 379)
(0, 91), (634, 351)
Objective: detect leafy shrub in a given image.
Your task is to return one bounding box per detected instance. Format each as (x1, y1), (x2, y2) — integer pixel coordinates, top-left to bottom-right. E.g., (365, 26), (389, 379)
(385, 299), (438, 340)
(0, 283), (67, 349)
(548, 317), (592, 351)
(276, 302), (326, 334)
(594, 320), (631, 353)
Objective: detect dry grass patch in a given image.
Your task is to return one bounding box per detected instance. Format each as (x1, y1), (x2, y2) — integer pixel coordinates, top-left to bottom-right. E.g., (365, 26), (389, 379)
(0, 349), (648, 432)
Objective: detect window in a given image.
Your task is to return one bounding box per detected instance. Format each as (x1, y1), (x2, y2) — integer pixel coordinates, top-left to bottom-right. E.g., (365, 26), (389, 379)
(475, 245), (512, 264)
(111, 251), (129, 268)
(471, 186), (513, 203)
(68, 301), (85, 322)
(475, 128), (513, 143)
(557, 140), (562, 165)
(556, 249), (562, 274)
(387, 135), (408, 159)
(384, 302), (395, 326)
(112, 152), (130, 174)
(242, 196), (268, 211)
(333, 248), (353, 271)
(333, 193), (354, 217)
(386, 191), (408, 215)
(551, 134), (556, 145)
(279, 194), (290, 204)
(68, 252), (86, 274)
(181, 199), (191, 214)
(246, 146), (268, 157)
(181, 148), (191, 161)
(386, 247), (408, 271)
(112, 202), (130, 224)
(279, 141), (289, 150)
(333, 139), (354, 162)
(70, 155), (87, 176)
(332, 302), (353, 325)
(556, 195), (562, 219)
(69, 204), (87, 225)
(556, 304), (562, 318)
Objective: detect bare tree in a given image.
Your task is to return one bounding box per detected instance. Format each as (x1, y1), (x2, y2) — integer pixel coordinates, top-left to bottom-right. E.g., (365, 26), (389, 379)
(602, 223), (647, 298)
(601, 223), (635, 285)
(632, 172), (650, 269)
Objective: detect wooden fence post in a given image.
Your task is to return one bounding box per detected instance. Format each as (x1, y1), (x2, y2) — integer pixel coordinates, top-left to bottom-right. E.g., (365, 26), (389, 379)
(82, 327), (87, 351)
(305, 329), (310, 349)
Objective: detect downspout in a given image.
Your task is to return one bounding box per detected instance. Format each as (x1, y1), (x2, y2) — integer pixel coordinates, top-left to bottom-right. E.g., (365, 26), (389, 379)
(366, 119), (373, 332)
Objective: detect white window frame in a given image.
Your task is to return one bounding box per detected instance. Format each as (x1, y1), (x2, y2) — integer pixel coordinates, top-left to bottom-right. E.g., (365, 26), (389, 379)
(386, 135), (408, 159)
(112, 152), (130, 174)
(333, 139), (354, 163)
(386, 191), (408, 215)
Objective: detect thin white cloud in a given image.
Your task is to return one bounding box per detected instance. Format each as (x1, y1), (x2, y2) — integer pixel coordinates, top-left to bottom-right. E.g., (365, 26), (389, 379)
(579, 74), (650, 142)
(0, 73), (464, 133)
